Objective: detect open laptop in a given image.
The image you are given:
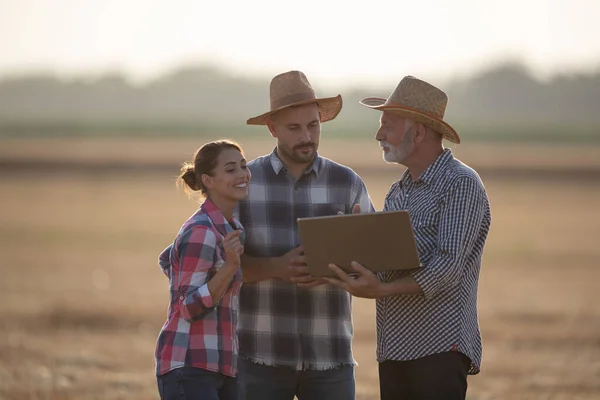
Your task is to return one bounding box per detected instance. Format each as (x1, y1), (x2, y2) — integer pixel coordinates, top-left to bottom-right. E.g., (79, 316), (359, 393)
(297, 210), (422, 278)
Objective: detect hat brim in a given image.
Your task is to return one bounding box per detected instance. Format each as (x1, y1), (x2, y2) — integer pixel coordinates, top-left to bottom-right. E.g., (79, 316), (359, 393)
(360, 97), (460, 144)
(246, 95), (342, 126)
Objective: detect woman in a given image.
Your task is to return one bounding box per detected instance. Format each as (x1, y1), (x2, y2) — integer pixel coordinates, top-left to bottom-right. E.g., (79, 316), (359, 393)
(155, 139), (251, 400)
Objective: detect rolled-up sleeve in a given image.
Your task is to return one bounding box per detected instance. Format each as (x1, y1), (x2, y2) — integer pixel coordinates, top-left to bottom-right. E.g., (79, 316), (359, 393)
(352, 175), (376, 213)
(411, 177), (486, 299)
(176, 226), (218, 322)
(158, 244), (172, 277)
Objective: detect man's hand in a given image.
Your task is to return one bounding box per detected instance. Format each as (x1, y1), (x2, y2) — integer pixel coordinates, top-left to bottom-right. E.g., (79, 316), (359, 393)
(323, 261), (386, 299)
(289, 204), (362, 288)
(275, 246), (308, 281)
(293, 203), (362, 288)
(289, 251), (326, 288)
(274, 246), (324, 288)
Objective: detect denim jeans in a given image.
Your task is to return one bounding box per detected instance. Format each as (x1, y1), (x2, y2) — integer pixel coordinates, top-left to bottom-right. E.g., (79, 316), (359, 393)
(157, 367), (238, 400)
(237, 358), (355, 400)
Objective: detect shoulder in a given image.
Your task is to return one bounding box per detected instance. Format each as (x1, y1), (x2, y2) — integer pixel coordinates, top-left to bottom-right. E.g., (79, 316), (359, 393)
(443, 158), (484, 185)
(319, 156), (365, 184)
(437, 158), (487, 198)
(178, 213), (217, 244)
(246, 155), (275, 183)
(247, 154), (270, 171)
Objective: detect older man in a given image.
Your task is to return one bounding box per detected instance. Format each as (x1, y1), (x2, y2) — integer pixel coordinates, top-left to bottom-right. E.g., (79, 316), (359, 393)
(237, 70), (374, 400)
(325, 76), (491, 400)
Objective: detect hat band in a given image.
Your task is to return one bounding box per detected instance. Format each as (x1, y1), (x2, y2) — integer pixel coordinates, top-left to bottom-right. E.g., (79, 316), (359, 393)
(271, 91), (317, 110)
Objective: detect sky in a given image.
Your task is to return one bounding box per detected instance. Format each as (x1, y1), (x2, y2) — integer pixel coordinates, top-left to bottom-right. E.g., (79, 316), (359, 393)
(1, 0), (600, 89)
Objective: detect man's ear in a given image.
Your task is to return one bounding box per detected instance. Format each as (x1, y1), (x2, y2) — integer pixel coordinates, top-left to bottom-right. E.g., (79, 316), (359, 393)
(266, 117), (277, 138)
(414, 123), (428, 143)
(201, 174), (213, 190)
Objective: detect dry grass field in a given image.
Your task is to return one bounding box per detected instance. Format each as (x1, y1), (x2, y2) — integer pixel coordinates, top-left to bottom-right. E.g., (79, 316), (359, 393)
(1, 137), (599, 399)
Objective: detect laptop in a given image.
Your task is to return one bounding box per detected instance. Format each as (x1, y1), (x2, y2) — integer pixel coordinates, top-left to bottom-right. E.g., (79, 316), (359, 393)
(297, 210), (422, 278)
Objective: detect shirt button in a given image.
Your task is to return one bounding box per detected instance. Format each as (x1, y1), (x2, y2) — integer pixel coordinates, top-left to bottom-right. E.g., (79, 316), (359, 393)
(179, 296), (184, 301)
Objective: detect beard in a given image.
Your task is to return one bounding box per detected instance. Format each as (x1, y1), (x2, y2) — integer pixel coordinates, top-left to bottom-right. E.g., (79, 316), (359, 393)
(280, 142), (318, 164)
(381, 130), (415, 164)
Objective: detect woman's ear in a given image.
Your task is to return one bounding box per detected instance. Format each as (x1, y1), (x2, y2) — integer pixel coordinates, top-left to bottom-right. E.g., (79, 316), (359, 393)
(201, 174), (213, 190)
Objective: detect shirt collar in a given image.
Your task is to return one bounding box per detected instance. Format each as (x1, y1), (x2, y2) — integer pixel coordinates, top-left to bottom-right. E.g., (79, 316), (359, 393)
(401, 148), (454, 186)
(200, 198), (242, 238)
(268, 147), (322, 178)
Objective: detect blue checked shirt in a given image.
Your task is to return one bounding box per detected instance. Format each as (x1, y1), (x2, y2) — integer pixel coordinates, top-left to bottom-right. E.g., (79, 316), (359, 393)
(378, 149), (491, 374)
(236, 148), (375, 370)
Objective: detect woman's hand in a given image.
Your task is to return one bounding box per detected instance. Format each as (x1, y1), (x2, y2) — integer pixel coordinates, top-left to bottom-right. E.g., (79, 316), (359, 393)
(223, 230), (244, 267)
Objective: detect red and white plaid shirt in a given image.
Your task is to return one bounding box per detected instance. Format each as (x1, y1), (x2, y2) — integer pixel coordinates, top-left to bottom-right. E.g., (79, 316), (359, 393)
(155, 198), (243, 377)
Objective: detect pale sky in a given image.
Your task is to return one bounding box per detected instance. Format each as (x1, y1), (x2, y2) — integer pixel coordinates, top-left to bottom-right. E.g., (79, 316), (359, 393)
(1, 0), (600, 89)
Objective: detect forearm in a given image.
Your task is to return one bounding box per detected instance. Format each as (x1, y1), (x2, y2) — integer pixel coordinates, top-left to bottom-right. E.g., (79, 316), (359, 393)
(180, 283), (214, 322)
(410, 256), (467, 299)
(240, 254), (282, 283)
(379, 274), (423, 298)
(206, 261), (239, 302)
(180, 264), (238, 321)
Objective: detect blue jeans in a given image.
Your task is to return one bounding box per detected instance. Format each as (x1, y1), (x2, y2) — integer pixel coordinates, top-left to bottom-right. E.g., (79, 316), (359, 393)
(157, 367), (238, 400)
(237, 358), (355, 400)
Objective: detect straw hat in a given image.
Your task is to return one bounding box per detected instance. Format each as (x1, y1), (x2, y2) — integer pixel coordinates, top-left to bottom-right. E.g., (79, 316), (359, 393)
(246, 70), (342, 125)
(360, 76), (460, 143)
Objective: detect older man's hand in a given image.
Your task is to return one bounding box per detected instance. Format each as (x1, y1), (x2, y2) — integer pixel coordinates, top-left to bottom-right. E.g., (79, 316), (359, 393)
(323, 261), (386, 299)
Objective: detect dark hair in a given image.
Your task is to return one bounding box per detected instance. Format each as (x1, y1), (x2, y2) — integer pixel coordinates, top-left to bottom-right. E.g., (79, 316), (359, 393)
(177, 139), (243, 198)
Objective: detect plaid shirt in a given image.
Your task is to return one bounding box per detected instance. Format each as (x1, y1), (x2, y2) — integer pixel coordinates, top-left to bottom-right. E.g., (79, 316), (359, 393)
(155, 198), (244, 377)
(237, 149), (374, 370)
(377, 149), (491, 374)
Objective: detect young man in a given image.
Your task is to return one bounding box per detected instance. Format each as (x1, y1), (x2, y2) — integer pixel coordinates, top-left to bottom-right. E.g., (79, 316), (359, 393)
(325, 76), (492, 400)
(236, 70), (374, 400)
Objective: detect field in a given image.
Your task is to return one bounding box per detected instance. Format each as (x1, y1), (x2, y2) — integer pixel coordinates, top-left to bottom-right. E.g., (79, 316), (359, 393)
(1, 137), (599, 400)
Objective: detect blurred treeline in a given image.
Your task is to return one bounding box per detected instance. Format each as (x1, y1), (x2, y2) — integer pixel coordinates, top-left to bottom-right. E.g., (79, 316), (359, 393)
(1, 62), (599, 142)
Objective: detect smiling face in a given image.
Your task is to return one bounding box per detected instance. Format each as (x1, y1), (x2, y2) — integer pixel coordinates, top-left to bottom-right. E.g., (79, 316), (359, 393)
(267, 103), (321, 168)
(202, 147), (251, 203)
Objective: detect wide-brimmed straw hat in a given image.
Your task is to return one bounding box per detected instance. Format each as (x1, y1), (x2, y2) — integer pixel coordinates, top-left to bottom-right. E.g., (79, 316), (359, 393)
(246, 70), (342, 125)
(359, 76), (460, 143)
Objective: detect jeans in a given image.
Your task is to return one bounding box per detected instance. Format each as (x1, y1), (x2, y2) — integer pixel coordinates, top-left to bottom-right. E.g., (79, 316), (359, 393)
(237, 358), (355, 400)
(157, 367), (238, 400)
(378, 351), (471, 400)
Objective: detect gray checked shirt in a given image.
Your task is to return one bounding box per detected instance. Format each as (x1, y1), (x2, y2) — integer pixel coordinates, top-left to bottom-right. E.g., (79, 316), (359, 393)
(237, 148), (374, 370)
(378, 148), (491, 374)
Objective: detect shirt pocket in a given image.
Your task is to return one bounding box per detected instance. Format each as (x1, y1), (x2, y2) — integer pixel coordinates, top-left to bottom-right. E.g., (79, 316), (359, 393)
(411, 211), (439, 231)
(410, 211), (439, 259)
